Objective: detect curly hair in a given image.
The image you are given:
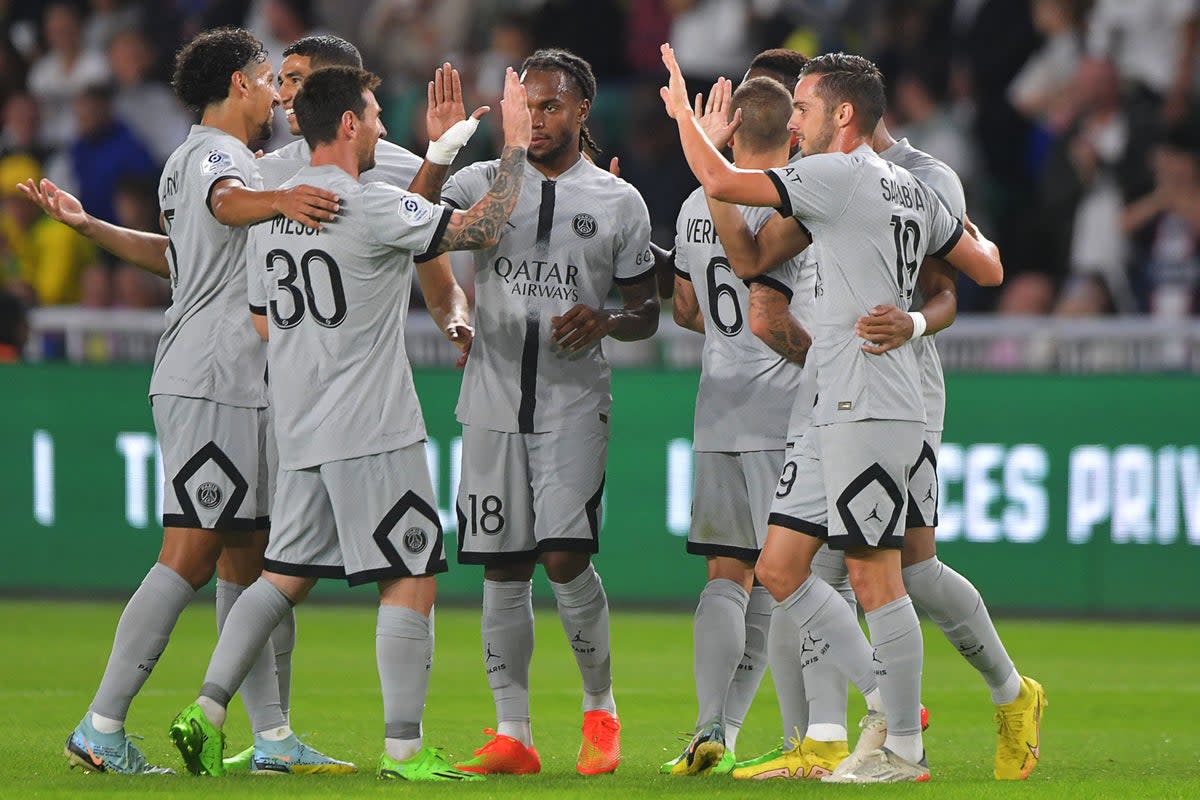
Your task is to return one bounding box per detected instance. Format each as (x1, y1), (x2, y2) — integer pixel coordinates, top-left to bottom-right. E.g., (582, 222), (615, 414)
(172, 27), (268, 112)
(520, 48), (601, 157)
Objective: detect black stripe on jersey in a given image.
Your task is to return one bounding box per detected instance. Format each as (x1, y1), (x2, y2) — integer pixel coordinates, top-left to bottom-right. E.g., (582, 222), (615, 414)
(585, 472), (606, 541)
(930, 219), (964, 259)
(249, 304), (266, 316)
(767, 512), (828, 539)
(264, 559), (346, 580)
(613, 264), (656, 286)
(536, 180), (556, 247)
(204, 175), (245, 218)
(673, 266), (692, 281)
(764, 169), (793, 218)
(744, 273), (794, 302)
(415, 206), (455, 263)
(687, 541), (761, 562)
(517, 314), (540, 433)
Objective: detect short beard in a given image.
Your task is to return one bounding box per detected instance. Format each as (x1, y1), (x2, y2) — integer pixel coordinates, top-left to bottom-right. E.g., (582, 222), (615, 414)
(254, 117), (273, 141)
(527, 135), (573, 165)
(803, 115), (836, 156)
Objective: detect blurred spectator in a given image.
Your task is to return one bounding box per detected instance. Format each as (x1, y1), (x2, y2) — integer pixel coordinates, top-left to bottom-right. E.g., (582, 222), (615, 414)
(0, 31), (31, 112)
(108, 28), (192, 164)
(892, 62), (977, 192)
(1123, 125), (1200, 319)
(666, 0), (755, 85)
(0, 92), (54, 164)
(82, 0), (141, 52)
(88, 174), (170, 308)
(471, 11), (536, 111)
(47, 83), (156, 226)
(1008, 0), (1086, 129)
(359, 0), (472, 93)
(0, 288), (29, 362)
(0, 153), (98, 307)
(1054, 57), (1134, 315)
(1087, 0), (1199, 125)
(27, 1), (111, 146)
(627, 0), (673, 76)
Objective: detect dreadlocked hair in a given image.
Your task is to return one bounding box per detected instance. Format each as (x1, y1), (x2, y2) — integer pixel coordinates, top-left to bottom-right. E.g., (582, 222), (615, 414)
(520, 48), (601, 157)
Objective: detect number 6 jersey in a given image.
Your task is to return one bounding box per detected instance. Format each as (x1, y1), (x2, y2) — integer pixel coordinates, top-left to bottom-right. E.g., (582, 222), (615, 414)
(246, 164), (451, 470)
(441, 157), (653, 434)
(674, 186), (812, 453)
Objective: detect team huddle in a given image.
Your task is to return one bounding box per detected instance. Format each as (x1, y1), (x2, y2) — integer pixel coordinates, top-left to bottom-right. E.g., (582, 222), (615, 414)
(19, 23), (1045, 786)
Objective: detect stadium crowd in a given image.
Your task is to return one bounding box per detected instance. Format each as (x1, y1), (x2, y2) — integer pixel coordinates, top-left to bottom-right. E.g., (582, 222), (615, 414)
(1, 0), (1198, 336)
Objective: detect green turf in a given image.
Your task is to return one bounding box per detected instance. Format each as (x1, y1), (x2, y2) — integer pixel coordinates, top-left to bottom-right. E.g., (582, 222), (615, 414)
(3, 599), (1197, 798)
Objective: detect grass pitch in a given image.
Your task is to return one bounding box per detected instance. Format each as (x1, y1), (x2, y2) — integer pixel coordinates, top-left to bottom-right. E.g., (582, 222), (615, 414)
(2, 598), (1197, 798)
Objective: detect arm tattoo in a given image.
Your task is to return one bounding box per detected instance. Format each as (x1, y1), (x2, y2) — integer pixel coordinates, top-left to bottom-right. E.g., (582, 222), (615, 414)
(750, 285), (810, 365)
(439, 146), (526, 252)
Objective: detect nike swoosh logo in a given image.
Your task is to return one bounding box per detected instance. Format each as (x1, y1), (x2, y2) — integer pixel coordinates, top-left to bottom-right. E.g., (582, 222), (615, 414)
(1028, 700), (1043, 760)
(85, 745), (103, 766)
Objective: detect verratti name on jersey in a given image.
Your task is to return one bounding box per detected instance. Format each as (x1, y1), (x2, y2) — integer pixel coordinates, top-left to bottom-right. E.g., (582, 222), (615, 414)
(493, 256), (581, 302)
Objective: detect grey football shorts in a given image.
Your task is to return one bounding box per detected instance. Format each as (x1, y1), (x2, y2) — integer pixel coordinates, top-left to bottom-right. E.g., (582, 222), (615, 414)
(263, 442), (447, 585)
(456, 423), (607, 565)
(687, 449), (784, 561)
(153, 395), (270, 531)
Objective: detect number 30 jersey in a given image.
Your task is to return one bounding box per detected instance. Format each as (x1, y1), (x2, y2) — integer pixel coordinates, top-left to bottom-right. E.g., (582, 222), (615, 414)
(674, 186), (812, 452)
(246, 164), (451, 470)
(766, 144), (962, 427)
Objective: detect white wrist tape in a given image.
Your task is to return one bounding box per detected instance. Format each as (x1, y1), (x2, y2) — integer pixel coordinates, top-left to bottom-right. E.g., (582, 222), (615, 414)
(426, 117), (481, 165)
(907, 310), (928, 339)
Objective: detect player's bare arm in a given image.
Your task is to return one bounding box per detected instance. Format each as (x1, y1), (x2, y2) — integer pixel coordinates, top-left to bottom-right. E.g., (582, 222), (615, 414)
(250, 312), (269, 341)
(856, 257), (957, 354)
(408, 62), (489, 203)
(416, 254), (473, 367)
(748, 281), (811, 364)
(551, 273), (660, 352)
(438, 69), (531, 252)
(209, 178), (340, 230)
(18, 178), (170, 277)
(659, 44), (780, 208)
(942, 223), (1003, 287)
(706, 195), (810, 279)
(672, 273), (704, 333)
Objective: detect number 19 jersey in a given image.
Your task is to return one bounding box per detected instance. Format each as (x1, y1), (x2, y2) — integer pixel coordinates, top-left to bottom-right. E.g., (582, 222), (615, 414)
(674, 186), (811, 452)
(442, 157), (653, 433)
(765, 143), (962, 426)
(246, 164), (451, 470)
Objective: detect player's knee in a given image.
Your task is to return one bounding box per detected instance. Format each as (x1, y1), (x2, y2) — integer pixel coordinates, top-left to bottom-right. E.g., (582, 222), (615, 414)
(541, 550), (591, 584)
(754, 558), (795, 601)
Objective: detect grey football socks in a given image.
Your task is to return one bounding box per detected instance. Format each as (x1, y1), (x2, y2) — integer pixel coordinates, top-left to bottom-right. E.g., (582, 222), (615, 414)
(865, 595), (924, 763)
(550, 563), (616, 713)
(691, 579), (748, 729)
(805, 547), (854, 739)
(377, 605), (432, 742)
(723, 584), (772, 750)
(214, 579), (287, 736)
(482, 579), (535, 735)
(270, 608), (296, 722)
(767, 605), (808, 741)
(776, 574), (878, 699)
(90, 562), (195, 724)
(903, 557), (1020, 704)
(199, 577), (291, 734)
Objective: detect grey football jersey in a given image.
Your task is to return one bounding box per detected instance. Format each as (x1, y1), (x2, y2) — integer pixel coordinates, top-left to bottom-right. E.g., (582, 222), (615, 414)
(766, 143), (963, 426)
(879, 138), (966, 433)
(151, 125), (266, 407)
(260, 137), (423, 190)
(246, 164), (452, 470)
(443, 157), (653, 433)
(674, 186), (812, 451)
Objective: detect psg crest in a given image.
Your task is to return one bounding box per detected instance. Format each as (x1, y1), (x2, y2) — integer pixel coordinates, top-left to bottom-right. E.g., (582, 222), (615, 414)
(572, 213), (597, 238)
(403, 526), (429, 554)
(196, 482), (223, 509)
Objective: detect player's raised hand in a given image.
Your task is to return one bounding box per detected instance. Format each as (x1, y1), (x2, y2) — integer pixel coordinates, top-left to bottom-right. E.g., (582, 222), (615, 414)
(551, 303), (615, 353)
(273, 184), (340, 230)
(500, 67), (532, 149)
(18, 178), (89, 230)
(659, 43), (691, 120)
(696, 77), (742, 151)
(856, 304), (914, 354)
(426, 62), (489, 147)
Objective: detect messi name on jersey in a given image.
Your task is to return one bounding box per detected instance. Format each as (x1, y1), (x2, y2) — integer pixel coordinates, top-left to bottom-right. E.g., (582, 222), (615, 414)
(493, 256), (581, 302)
